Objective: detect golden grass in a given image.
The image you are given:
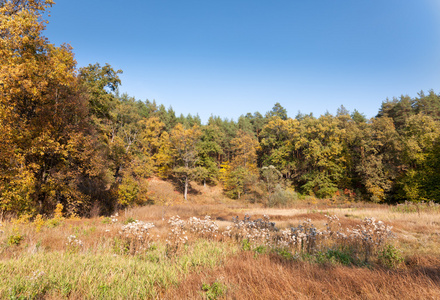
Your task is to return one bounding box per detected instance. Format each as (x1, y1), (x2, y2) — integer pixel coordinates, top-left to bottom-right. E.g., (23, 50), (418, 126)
(1, 191), (440, 299)
(166, 252), (440, 299)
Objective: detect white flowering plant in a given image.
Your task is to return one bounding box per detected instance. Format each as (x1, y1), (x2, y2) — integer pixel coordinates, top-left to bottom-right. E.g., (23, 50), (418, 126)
(115, 220), (156, 255)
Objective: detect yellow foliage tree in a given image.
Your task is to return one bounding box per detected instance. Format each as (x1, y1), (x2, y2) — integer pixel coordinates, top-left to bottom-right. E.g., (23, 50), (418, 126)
(0, 0), (106, 216)
(155, 131), (176, 179)
(139, 116), (166, 175)
(230, 130), (259, 171)
(219, 131), (259, 199)
(169, 123), (202, 200)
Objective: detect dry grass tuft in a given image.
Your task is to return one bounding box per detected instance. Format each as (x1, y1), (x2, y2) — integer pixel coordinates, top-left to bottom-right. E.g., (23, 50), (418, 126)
(166, 251), (440, 299)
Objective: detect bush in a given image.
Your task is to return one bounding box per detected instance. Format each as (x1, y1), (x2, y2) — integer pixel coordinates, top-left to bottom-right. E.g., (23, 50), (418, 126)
(201, 281), (227, 300)
(7, 234), (23, 246)
(253, 245), (267, 254)
(378, 244), (404, 268)
(241, 239), (251, 251)
(117, 220), (155, 255)
(273, 248), (296, 260)
(267, 186), (298, 207)
(46, 218), (62, 228)
(323, 249), (354, 266)
(101, 217), (111, 224)
(33, 214), (45, 232)
(66, 235), (83, 253)
(123, 217), (136, 225)
(113, 237), (130, 255)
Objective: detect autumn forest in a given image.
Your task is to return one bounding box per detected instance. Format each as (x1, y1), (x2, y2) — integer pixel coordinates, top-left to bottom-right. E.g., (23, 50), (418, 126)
(1, 0), (440, 218)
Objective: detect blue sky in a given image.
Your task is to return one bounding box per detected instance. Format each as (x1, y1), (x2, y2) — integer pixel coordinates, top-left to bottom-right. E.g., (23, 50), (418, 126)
(45, 0), (440, 123)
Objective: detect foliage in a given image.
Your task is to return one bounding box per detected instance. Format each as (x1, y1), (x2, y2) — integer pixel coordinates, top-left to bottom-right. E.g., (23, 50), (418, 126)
(378, 244), (404, 268)
(260, 165), (298, 207)
(201, 281), (227, 300)
(0, 0), (109, 216)
(169, 124), (202, 200)
(219, 130), (259, 199)
(2, 0), (440, 218)
(316, 248), (354, 266)
(117, 175), (140, 207)
(7, 233), (23, 246)
(396, 114), (440, 202)
(33, 214), (45, 232)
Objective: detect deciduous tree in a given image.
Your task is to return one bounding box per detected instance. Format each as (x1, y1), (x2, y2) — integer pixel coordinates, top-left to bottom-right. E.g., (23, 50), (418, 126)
(169, 123), (202, 200)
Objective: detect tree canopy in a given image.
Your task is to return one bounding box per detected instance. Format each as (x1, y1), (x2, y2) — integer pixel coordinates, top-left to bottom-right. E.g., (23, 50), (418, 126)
(2, 1), (440, 217)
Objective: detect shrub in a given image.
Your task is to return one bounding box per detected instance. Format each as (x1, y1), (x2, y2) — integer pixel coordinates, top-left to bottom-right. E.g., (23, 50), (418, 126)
(46, 218), (62, 228)
(253, 245), (267, 254)
(54, 203), (64, 219)
(223, 214), (276, 249)
(46, 204), (65, 228)
(273, 248), (296, 260)
(201, 281), (227, 300)
(324, 249), (354, 266)
(187, 216), (219, 239)
(222, 214), (394, 266)
(101, 217), (111, 224)
(166, 216), (188, 257)
(7, 233), (23, 246)
(123, 217), (136, 225)
(113, 236), (130, 255)
(118, 220), (155, 255)
(33, 214), (45, 232)
(378, 244), (404, 268)
(241, 239), (251, 251)
(66, 235), (83, 253)
(268, 186), (298, 207)
(12, 214), (32, 225)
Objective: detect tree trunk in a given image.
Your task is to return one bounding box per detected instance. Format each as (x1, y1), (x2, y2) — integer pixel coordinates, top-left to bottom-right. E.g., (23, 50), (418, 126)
(184, 176), (188, 201)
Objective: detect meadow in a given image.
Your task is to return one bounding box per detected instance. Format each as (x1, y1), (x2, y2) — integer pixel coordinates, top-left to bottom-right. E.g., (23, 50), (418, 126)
(1, 183), (440, 299)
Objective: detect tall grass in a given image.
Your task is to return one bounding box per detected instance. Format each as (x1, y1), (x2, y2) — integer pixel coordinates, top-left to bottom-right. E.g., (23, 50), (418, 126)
(166, 251), (440, 299)
(1, 240), (234, 299)
(0, 201), (439, 299)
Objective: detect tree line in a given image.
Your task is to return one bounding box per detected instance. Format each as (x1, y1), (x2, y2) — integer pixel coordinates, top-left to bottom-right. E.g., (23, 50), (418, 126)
(1, 0), (440, 217)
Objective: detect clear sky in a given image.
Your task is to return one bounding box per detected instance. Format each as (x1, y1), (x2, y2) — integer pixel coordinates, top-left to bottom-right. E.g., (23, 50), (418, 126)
(45, 0), (440, 123)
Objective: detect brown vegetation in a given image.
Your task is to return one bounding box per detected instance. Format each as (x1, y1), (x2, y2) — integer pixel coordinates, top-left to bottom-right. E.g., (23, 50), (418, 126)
(1, 194), (440, 298)
(166, 252), (440, 299)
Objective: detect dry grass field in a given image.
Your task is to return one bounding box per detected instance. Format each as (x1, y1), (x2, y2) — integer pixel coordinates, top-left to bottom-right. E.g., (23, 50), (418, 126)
(1, 181), (440, 299)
